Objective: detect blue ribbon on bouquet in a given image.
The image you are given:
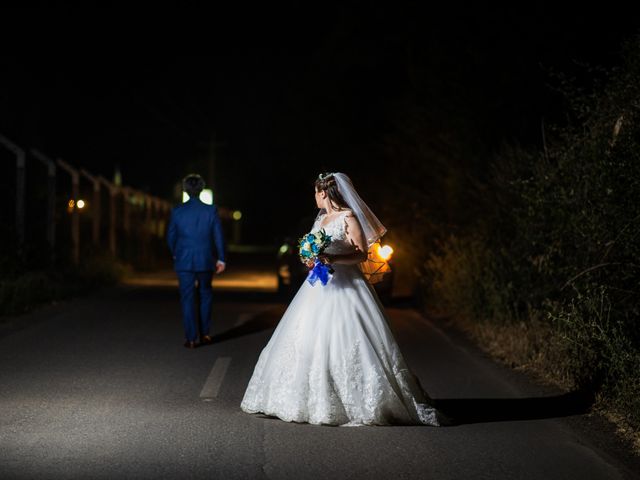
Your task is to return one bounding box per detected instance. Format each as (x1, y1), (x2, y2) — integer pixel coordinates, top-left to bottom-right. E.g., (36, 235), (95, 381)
(307, 258), (333, 286)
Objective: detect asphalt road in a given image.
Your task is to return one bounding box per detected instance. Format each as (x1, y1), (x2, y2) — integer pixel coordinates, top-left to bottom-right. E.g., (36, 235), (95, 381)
(1, 271), (639, 479)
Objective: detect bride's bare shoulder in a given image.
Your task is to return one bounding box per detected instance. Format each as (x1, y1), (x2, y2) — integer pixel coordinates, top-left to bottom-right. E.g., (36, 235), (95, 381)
(340, 208), (354, 217)
(341, 209), (362, 235)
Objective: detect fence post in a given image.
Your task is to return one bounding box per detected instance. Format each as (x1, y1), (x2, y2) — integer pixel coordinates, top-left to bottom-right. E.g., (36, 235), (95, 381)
(164, 201), (172, 237)
(142, 194), (153, 266)
(0, 135), (26, 251)
(121, 186), (132, 235)
(97, 176), (118, 257)
(80, 169), (101, 247)
(57, 158), (80, 266)
(30, 149), (57, 263)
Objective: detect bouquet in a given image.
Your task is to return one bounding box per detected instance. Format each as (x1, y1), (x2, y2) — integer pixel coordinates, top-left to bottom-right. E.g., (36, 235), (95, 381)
(298, 229), (334, 286)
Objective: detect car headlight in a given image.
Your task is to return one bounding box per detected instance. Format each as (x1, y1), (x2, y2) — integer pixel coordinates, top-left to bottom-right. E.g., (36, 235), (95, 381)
(278, 265), (291, 284)
(374, 244), (393, 261)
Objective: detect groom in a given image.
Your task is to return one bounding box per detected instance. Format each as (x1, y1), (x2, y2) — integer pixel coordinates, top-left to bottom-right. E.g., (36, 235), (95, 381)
(167, 174), (226, 349)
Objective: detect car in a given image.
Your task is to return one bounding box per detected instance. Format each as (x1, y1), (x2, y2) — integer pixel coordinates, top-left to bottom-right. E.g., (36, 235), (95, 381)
(276, 238), (395, 303)
(276, 236), (308, 297)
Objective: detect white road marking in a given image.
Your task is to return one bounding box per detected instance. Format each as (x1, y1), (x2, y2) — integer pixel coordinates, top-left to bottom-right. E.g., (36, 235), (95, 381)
(200, 357), (232, 399)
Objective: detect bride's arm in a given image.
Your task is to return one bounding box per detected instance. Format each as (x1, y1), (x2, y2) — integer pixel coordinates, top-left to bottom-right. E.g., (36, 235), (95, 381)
(320, 213), (368, 265)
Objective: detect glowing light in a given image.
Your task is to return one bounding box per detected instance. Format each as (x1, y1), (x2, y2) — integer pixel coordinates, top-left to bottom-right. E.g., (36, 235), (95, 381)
(200, 189), (213, 205)
(182, 189), (214, 205)
(279, 244), (289, 254)
(77, 199), (85, 209)
(233, 210), (242, 221)
(377, 244), (394, 261)
(68, 199), (75, 208)
(114, 166), (122, 186)
(278, 265), (291, 284)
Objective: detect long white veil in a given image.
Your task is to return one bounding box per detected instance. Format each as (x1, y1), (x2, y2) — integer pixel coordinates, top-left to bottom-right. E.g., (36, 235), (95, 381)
(330, 173), (391, 284)
(332, 173), (386, 246)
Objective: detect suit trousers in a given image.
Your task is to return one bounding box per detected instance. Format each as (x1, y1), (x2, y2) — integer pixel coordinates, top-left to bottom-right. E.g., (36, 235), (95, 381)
(177, 270), (214, 342)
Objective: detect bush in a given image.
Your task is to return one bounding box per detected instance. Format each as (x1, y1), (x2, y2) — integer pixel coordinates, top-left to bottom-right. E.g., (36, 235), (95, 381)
(0, 272), (59, 316)
(421, 233), (512, 325)
(0, 252), (129, 317)
(409, 35), (640, 433)
(549, 284), (640, 423)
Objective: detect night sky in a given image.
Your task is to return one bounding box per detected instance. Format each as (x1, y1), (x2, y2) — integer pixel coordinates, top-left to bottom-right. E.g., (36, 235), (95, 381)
(2, 5), (639, 242)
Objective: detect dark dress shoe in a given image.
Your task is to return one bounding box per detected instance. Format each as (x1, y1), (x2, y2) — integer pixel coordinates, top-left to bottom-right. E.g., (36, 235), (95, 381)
(184, 340), (198, 349)
(200, 335), (213, 345)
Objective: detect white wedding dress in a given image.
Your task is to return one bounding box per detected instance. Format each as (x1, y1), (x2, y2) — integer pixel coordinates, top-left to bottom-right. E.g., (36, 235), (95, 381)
(240, 211), (451, 426)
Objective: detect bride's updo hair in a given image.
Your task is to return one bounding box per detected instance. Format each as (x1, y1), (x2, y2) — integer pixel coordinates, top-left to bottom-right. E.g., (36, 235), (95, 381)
(315, 172), (349, 211)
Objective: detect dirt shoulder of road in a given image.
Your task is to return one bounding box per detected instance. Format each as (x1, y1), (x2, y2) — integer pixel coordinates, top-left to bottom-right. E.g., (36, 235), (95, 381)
(426, 311), (640, 473)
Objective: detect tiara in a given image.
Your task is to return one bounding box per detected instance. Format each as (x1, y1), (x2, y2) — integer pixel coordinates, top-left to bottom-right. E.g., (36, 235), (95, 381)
(318, 172), (334, 181)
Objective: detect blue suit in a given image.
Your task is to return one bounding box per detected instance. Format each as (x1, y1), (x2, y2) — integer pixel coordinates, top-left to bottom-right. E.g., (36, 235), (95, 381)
(167, 197), (226, 342)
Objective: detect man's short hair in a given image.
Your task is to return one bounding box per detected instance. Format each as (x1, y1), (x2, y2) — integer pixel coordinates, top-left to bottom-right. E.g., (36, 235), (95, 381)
(182, 174), (205, 198)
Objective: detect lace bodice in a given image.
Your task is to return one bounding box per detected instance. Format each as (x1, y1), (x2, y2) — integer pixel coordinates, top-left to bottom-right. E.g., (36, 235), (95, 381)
(311, 210), (356, 256)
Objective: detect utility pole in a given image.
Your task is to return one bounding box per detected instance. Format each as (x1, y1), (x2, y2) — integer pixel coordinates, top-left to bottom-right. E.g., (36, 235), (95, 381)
(0, 135), (26, 251)
(57, 158), (80, 266)
(30, 149), (57, 263)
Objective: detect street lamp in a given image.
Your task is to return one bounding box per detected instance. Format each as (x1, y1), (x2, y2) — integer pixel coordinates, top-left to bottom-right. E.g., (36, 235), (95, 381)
(232, 210), (242, 244)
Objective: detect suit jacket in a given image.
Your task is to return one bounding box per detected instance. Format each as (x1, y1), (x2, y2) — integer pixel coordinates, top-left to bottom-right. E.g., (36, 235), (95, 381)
(167, 198), (226, 271)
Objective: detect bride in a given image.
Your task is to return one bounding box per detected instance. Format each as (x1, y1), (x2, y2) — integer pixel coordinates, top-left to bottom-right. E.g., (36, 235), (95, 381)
(240, 172), (453, 426)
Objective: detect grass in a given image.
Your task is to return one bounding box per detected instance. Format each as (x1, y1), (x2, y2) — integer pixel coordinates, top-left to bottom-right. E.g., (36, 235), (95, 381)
(447, 312), (640, 455)
(0, 253), (131, 318)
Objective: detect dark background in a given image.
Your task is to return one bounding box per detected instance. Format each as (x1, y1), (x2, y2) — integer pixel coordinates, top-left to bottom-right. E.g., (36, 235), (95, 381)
(2, 4), (639, 242)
